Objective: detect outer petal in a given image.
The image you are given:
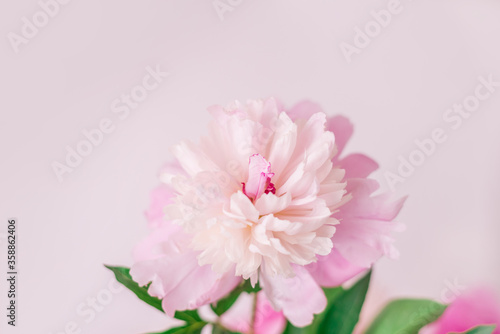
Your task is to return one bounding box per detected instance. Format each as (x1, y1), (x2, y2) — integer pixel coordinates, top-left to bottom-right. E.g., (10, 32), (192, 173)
(332, 178), (405, 268)
(132, 201), (241, 316)
(286, 100), (324, 121)
(132, 223), (183, 262)
(254, 293), (287, 334)
(171, 140), (220, 177)
(326, 115), (354, 157)
(260, 265), (327, 327)
(145, 185), (175, 228)
(220, 291), (286, 334)
(131, 251), (240, 316)
(207, 101), (246, 127)
(306, 248), (366, 287)
(421, 288), (500, 334)
(144, 162), (185, 228)
(337, 153), (379, 179)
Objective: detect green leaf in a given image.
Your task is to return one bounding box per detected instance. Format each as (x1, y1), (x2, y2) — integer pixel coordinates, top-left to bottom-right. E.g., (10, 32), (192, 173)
(212, 324), (240, 334)
(105, 265), (163, 312)
(105, 265), (201, 323)
(211, 280), (261, 316)
(365, 299), (447, 334)
(211, 288), (244, 317)
(174, 310), (202, 323)
(317, 270), (372, 334)
(323, 285), (345, 302)
(284, 271), (370, 334)
(283, 321), (307, 334)
(242, 280), (261, 294)
(305, 286), (344, 333)
(283, 321), (310, 334)
(148, 322), (207, 334)
(452, 325), (497, 334)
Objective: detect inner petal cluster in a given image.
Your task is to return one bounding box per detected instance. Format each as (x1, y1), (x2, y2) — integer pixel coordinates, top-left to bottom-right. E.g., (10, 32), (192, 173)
(166, 101), (348, 282)
(242, 154), (276, 202)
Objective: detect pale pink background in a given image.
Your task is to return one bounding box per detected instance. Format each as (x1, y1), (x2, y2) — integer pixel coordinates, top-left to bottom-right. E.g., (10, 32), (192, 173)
(1, 1), (500, 333)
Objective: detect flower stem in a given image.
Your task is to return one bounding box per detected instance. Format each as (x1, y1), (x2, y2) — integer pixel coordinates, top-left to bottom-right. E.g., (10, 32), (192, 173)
(249, 292), (258, 334)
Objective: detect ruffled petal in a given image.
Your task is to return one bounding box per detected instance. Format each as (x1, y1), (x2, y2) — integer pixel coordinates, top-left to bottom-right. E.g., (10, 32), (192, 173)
(337, 153), (379, 179)
(131, 223), (241, 316)
(132, 223), (183, 262)
(131, 250), (240, 316)
(333, 178), (406, 267)
(144, 185), (175, 228)
(306, 248), (366, 287)
(286, 100), (324, 121)
(261, 265), (327, 327)
(326, 115), (353, 157)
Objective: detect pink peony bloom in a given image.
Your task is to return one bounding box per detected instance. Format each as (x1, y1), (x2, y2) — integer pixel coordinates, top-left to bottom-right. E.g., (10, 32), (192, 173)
(131, 98), (405, 326)
(421, 288), (500, 334)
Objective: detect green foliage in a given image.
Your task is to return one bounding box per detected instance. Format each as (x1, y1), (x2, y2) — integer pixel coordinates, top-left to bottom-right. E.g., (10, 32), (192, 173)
(147, 322), (206, 334)
(365, 299), (447, 334)
(105, 265), (202, 323)
(106, 265), (247, 334)
(108, 265), (490, 334)
(284, 271), (371, 334)
(211, 280), (261, 316)
(317, 271), (371, 334)
(451, 325), (497, 334)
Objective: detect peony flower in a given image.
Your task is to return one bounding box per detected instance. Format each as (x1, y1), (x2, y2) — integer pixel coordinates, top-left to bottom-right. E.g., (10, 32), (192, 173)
(131, 98), (405, 327)
(421, 288), (500, 334)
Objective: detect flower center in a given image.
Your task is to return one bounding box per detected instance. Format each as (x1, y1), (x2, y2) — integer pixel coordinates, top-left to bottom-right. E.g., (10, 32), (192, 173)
(241, 154), (276, 201)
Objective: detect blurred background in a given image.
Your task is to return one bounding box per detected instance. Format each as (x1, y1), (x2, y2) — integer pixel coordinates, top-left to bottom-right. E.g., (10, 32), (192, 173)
(1, 0), (499, 333)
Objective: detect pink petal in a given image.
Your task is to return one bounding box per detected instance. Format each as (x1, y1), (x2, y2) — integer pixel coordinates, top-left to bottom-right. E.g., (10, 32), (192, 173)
(333, 178), (406, 268)
(422, 288), (500, 334)
(243, 154), (275, 201)
(326, 115), (354, 157)
(220, 293), (253, 333)
(144, 185), (175, 228)
(132, 223), (183, 262)
(131, 218), (241, 316)
(266, 112), (297, 177)
(337, 153), (379, 179)
(221, 292), (286, 334)
(131, 250), (240, 316)
(255, 292), (287, 334)
(306, 248), (367, 287)
(259, 97), (282, 129)
(341, 178), (406, 221)
(260, 265), (327, 327)
(286, 100), (324, 121)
